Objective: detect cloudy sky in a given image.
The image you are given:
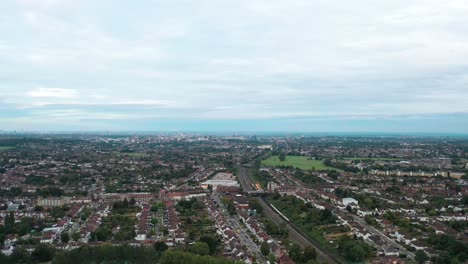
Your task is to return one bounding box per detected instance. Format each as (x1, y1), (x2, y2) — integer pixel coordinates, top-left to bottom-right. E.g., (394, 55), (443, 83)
(1, 0), (468, 133)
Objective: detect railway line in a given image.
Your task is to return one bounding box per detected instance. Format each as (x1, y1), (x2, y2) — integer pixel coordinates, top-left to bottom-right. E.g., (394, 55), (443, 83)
(237, 163), (343, 264)
(260, 197), (344, 264)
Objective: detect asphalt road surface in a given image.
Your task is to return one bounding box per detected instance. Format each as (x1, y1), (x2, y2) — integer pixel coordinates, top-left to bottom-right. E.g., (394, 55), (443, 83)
(213, 193), (264, 261)
(350, 214), (415, 260)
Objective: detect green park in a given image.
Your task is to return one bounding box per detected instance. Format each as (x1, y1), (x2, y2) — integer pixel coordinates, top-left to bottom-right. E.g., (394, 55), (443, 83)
(262, 155), (337, 171)
(0, 146), (15, 151)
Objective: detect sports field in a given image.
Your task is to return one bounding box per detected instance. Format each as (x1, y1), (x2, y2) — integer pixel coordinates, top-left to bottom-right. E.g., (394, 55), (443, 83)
(262, 155), (337, 170)
(0, 146), (15, 151)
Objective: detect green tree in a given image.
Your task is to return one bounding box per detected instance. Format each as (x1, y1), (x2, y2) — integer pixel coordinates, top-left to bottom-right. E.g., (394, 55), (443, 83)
(71, 232), (80, 242)
(16, 221), (32, 236)
(10, 247), (31, 263)
(200, 235), (219, 254)
(261, 241), (270, 256)
(221, 198), (236, 216)
(31, 244), (56, 263)
(338, 237), (373, 262)
(61, 232), (70, 244)
(268, 253), (277, 264)
(150, 204), (157, 212)
(89, 232), (96, 241)
(288, 243), (302, 262)
(122, 198), (129, 208)
(0, 251), (9, 264)
(52, 252), (69, 264)
(462, 196), (468, 205)
(191, 242), (210, 256)
(154, 241), (169, 254)
(303, 246), (317, 261)
(95, 228), (110, 241)
(160, 250), (242, 264)
(415, 250), (429, 264)
(250, 199), (264, 214)
(4, 211), (14, 228)
(279, 153), (286, 162)
(346, 245), (366, 262)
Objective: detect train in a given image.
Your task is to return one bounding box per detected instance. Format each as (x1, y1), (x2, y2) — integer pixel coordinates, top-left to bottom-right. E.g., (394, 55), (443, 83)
(269, 203), (290, 222)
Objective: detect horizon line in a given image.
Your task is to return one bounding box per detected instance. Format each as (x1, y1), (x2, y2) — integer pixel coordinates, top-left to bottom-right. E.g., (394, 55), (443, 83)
(1, 130), (468, 137)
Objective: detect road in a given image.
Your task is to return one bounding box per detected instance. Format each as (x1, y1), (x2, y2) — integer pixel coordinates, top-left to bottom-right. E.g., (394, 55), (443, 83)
(213, 193), (264, 262)
(230, 216), (262, 258)
(350, 214), (415, 259)
(238, 165), (342, 264)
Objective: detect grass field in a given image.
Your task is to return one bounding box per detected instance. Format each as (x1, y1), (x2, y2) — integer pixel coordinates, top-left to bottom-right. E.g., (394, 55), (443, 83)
(0, 146), (15, 151)
(262, 155), (338, 170)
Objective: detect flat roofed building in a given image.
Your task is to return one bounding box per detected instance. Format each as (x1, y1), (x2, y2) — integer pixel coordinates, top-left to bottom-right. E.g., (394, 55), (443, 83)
(200, 180), (240, 190)
(342, 197), (359, 206)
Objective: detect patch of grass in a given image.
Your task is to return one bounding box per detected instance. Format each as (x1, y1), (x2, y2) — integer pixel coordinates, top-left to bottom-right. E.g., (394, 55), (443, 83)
(0, 146), (15, 151)
(262, 155), (337, 171)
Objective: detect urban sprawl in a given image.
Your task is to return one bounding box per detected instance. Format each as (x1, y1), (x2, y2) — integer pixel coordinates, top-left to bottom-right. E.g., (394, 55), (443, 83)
(0, 134), (467, 264)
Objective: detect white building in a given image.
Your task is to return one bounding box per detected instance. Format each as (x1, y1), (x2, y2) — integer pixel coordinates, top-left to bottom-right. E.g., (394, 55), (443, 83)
(200, 180), (240, 189)
(342, 197), (359, 206)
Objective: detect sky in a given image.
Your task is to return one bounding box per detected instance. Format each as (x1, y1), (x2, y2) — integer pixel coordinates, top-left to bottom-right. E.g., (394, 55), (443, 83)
(1, 0), (468, 133)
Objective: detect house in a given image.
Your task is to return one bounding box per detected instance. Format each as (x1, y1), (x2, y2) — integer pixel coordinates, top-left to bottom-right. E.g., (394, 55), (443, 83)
(7, 203), (20, 212)
(357, 210), (374, 217)
(233, 196), (249, 209)
(278, 252), (295, 264)
(410, 241), (426, 251)
(3, 234), (18, 251)
(382, 246), (399, 256)
(355, 229), (372, 240)
(174, 231), (186, 244)
(40, 231), (57, 244)
(215, 186), (241, 194)
(342, 197), (359, 207)
(1, 245), (14, 256)
(276, 185), (297, 196)
(135, 204), (150, 241)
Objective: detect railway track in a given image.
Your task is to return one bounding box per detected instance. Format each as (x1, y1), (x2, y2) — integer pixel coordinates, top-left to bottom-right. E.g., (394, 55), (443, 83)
(260, 197), (344, 264)
(238, 163), (343, 264)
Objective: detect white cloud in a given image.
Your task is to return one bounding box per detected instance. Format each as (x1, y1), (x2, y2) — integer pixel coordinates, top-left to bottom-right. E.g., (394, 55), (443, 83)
(17, 0), (67, 10)
(1, 0), (468, 131)
(26, 88), (78, 98)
